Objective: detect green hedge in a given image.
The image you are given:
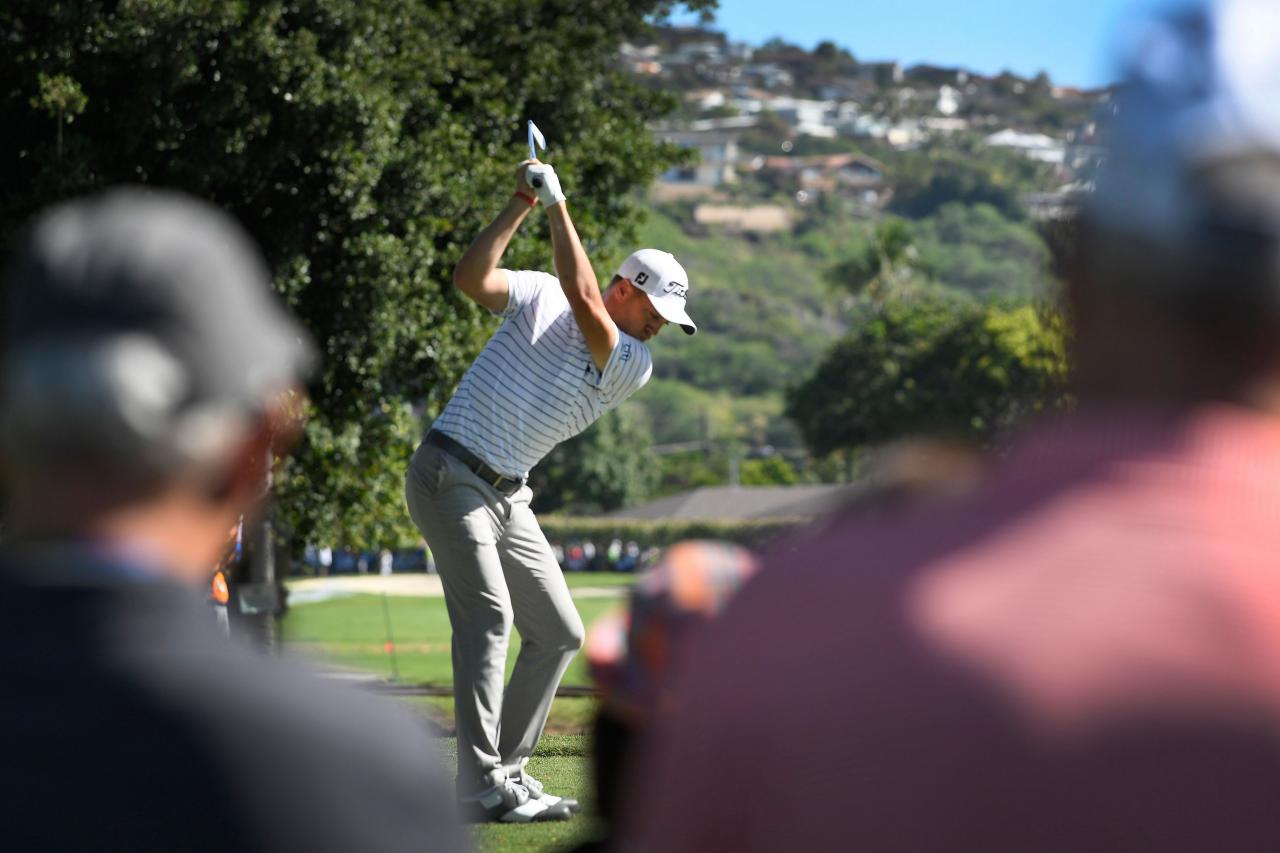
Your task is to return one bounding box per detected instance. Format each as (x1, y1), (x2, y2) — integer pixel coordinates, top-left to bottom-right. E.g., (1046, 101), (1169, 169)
(536, 516), (806, 550)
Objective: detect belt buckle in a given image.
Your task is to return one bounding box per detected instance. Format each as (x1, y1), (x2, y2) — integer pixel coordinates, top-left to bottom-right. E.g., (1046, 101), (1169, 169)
(490, 472), (506, 490)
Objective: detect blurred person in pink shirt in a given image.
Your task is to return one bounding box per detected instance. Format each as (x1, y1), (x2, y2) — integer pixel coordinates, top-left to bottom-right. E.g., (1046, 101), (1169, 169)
(625, 2), (1280, 851)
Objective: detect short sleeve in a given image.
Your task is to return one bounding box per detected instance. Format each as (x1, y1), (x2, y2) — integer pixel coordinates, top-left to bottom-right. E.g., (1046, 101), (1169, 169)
(498, 269), (558, 319)
(594, 332), (653, 402)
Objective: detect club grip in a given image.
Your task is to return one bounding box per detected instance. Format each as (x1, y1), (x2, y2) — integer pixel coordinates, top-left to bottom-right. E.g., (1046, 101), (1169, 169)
(531, 177), (544, 188)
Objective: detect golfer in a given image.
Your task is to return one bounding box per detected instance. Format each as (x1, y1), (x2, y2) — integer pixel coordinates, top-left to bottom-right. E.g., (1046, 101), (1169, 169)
(404, 158), (694, 823)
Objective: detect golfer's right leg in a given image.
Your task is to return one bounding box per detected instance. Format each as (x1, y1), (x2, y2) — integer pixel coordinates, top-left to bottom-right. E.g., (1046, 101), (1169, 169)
(404, 443), (509, 794)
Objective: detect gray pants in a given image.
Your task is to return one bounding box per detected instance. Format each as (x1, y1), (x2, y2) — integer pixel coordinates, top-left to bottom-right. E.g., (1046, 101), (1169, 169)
(404, 441), (584, 792)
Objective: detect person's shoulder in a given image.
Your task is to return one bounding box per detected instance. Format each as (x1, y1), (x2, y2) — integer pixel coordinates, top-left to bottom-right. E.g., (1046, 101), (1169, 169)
(614, 331), (652, 364)
(154, 646), (464, 850)
(502, 268), (561, 294)
(171, 642), (439, 756)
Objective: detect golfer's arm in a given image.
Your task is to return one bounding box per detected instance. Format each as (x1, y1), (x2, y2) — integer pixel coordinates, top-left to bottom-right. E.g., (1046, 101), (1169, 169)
(545, 203), (618, 372)
(452, 197), (533, 313)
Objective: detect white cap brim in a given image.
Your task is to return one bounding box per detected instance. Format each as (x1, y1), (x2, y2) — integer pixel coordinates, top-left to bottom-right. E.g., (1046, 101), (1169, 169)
(649, 293), (697, 335)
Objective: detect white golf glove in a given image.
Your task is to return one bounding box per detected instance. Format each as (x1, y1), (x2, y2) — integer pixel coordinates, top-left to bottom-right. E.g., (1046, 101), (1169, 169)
(526, 163), (566, 207)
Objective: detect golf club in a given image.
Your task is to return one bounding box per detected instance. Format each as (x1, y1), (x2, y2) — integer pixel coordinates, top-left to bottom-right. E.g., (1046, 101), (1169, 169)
(528, 120), (546, 188)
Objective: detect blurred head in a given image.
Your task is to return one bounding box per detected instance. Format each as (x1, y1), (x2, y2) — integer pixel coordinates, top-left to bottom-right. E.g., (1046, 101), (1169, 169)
(1071, 0), (1280, 407)
(604, 249), (696, 341)
(584, 539), (757, 823)
(0, 187), (316, 578)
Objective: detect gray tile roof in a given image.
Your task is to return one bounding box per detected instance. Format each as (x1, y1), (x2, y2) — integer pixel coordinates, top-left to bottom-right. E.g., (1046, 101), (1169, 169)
(605, 484), (861, 521)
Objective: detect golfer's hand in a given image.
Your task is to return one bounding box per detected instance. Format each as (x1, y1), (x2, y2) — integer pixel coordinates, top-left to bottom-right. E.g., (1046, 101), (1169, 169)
(516, 160), (539, 199)
(525, 161), (567, 207)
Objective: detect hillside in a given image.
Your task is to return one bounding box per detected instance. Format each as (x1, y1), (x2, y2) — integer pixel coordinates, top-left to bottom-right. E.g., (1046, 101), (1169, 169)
(619, 208), (848, 452)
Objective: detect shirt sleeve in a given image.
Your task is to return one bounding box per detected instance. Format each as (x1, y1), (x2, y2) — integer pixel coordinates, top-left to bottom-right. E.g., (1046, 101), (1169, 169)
(498, 269), (558, 319)
(593, 332), (653, 401)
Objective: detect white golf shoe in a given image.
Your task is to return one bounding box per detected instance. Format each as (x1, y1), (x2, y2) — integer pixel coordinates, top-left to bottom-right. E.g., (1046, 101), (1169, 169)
(459, 778), (573, 824)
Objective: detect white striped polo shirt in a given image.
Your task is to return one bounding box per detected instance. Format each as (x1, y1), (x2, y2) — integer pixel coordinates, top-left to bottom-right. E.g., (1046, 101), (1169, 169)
(432, 269), (654, 478)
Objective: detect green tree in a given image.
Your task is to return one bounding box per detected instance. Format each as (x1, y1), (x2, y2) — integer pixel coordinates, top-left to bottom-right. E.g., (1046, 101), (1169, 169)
(739, 455), (800, 486)
(889, 140), (1055, 220)
(826, 217), (921, 303)
(786, 291), (1068, 458)
(1, 0), (712, 548)
(28, 72), (86, 161)
(914, 202), (1052, 297)
(530, 408), (659, 515)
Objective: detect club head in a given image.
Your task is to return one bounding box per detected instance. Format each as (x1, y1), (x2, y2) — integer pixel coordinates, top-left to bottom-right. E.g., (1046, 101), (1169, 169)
(527, 120), (547, 188)
(528, 121), (546, 159)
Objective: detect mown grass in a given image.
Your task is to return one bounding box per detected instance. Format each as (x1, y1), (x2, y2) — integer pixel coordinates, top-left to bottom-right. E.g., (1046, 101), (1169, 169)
(281, 578), (628, 687)
(282, 585), (607, 852)
(440, 735), (600, 852)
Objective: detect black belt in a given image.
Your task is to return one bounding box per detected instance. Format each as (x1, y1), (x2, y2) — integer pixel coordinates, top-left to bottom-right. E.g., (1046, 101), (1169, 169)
(424, 430), (525, 496)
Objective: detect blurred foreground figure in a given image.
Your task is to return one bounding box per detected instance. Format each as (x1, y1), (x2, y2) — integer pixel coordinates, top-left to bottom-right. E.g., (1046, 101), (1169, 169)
(572, 541), (756, 852)
(628, 2), (1280, 851)
(0, 189), (467, 852)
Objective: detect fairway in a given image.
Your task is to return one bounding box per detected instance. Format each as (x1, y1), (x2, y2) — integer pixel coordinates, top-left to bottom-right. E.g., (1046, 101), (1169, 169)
(282, 577), (624, 851)
(281, 572), (633, 687)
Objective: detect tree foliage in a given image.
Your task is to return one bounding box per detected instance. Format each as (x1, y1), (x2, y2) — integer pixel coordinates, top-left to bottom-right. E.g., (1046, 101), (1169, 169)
(825, 217), (921, 302)
(786, 292), (1068, 457)
(889, 139), (1055, 220)
(1, 0), (712, 547)
(914, 203), (1052, 297)
(529, 408), (658, 515)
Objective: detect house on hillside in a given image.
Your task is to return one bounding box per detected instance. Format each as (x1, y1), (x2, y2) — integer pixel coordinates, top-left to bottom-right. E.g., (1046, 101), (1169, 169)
(654, 128), (740, 190)
(685, 89), (728, 111)
(766, 96), (837, 137)
(619, 42), (663, 75)
(919, 116), (971, 135)
(757, 152), (890, 207)
(743, 61), (795, 90)
(936, 84), (962, 116)
(886, 120), (927, 150)
(985, 128), (1067, 165)
(906, 64), (971, 87)
(854, 61), (904, 87)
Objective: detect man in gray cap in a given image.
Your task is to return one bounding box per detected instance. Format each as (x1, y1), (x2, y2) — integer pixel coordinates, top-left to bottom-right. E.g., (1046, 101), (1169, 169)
(629, 2), (1280, 850)
(0, 188), (467, 852)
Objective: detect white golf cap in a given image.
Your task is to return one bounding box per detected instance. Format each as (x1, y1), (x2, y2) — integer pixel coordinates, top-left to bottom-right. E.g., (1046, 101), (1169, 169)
(618, 249), (696, 335)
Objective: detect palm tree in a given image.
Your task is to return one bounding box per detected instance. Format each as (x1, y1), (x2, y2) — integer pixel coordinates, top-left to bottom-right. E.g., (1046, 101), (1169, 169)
(826, 217), (920, 303)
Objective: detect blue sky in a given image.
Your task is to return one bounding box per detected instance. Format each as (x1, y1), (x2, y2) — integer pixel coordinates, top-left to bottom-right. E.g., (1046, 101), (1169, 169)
(673, 0), (1166, 88)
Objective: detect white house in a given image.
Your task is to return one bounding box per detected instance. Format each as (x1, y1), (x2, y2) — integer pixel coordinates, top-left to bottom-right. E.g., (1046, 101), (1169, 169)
(936, 85), (961, 116)
(766, 96), (837, 138)
(985, 129), (1067, 165)
(654, 129), (740, 188)
(686, 89), (727, 111)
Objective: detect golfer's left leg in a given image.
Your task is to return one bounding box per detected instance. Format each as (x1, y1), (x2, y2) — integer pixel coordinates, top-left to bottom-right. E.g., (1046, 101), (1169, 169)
(496, 487), (585, 774)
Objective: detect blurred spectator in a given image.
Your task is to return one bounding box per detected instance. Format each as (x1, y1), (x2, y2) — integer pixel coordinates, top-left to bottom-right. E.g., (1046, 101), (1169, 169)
(617, 541), (640, 573)
(380, 548), (394, 576)
(573, 541), (757, 852)
(627, 3), (1280, 851)
(0, 189), (466, 852)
